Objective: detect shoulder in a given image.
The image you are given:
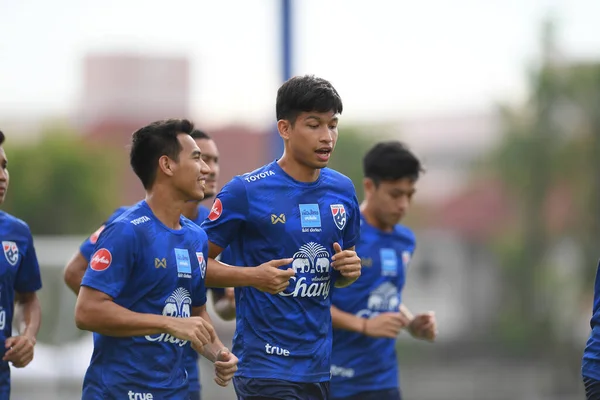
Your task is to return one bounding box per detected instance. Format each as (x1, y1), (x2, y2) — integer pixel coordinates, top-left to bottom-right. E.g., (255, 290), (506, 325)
(182, 217), (207, 240)
(394, 224), (416, 246)
(321, 168), (356, 193)
(0, 211), (32, 238)
(237, 162), (277, 186)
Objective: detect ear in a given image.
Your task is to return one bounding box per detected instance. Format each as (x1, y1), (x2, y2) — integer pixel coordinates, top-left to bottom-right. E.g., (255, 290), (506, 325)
(277, 119), (291, 140)
(158, 155), (175, 177)
(363, 177), (375, 196)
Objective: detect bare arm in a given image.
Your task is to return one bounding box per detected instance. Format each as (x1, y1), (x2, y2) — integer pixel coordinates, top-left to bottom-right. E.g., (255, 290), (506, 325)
(211, 289), (236, 321)
(206, 242), (294, 293)
(205, 242), (256, 288)
(75, 286), (171, 336)
(63, 251), (88, 295)
(193, 306), (227, 361)
(14, 292), (41, 342)
(331, 305), (365, 333)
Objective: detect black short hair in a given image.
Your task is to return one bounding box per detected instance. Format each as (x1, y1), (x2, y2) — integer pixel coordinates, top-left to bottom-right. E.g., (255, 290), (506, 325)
(363, 141), (424, 184)
(276, 75), (343, 123)
(130, 119), (195, 189)
(190, 129), (211, 140)
(0, 130), (4, 146)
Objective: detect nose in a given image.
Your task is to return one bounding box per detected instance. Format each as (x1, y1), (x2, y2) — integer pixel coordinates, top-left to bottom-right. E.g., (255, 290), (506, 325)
(0, 168), (7, 182)
(319, 128), (334, 144)
(200, 159), (211, 175)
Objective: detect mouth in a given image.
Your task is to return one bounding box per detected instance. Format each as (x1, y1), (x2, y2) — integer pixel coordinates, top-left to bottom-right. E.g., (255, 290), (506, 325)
(315, 148), (332, 161)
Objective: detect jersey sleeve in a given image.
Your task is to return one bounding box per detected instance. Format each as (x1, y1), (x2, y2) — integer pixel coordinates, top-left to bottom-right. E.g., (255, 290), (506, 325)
(343, 192), (361, 249)
(79, 207), (129, 261)
(192, 235), (208, 307)
(201, 177), (248, 249)
(14, 228), (42, 293)
(81, 221), (137, 299)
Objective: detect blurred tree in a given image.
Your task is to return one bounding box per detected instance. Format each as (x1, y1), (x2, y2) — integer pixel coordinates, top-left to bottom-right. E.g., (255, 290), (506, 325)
(328, 126), (382, 202)
(2, 126), (121, 234)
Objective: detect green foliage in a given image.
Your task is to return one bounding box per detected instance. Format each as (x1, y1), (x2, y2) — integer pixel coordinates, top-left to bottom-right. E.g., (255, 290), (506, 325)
(329, 126), (383, 202)
(2, 126), (121, 234)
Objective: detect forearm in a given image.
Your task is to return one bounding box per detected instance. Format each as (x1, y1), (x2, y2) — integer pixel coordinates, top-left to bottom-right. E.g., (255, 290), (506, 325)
(63, 252), (88, 295)
(331, 305), (365, 333)
(196, 309), (226, 362)
(15, 295), (41, 341)
(206, 259), (255, 288)
(65, 268), (85, 295)
(75, 297), (170, 337)
(399, 303), (414, 320)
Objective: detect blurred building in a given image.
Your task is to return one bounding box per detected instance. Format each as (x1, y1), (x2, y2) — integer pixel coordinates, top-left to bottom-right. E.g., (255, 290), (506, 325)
(79, 53), (190, 144)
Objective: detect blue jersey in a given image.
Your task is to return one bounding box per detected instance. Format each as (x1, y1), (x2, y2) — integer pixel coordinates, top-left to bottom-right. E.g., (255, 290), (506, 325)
(330, 215), (416, 398)
(184, 203), (210, 394)
(583, 261), (600, 380)
(0, 212), (42, 398)
(201, 161), (361, 383)
(79, 206), (130, 261)
(81, 201), (208, 400)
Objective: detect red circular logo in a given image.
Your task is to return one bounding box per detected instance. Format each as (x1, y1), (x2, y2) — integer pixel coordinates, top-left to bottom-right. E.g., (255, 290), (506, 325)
(90, 248), (112, 271)
(208, 198), (222, 221)
(89, 225), (105, 245)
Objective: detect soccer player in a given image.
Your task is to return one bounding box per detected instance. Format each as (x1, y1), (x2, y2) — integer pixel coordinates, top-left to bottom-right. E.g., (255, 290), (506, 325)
(330, 141), (438, 400)
(64, 128), (235, 400)
(201, 75), (362, 399)
(583, 265), (600, 399)
(74, 119), (238, 399)
(0, 131), (43, 400)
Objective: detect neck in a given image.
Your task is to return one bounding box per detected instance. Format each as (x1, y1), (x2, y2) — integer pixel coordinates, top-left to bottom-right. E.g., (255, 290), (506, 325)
(360, 201), (394, 232)
(182, 203), (199, 220)
(277, 152), (321, 183)
(145, 185), (184, 230)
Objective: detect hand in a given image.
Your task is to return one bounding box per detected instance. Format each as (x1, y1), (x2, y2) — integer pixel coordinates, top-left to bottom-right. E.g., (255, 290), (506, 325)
(332, 243), (361, 280)
(253, 258), (295, 294)
(166, 317), (217, 351)
(3, 335), (35, 368)
(214, 347), (238, 387)
(408, 312), (437, 342)
(224, 287), (235, 307)
(363, 312), (410, 338)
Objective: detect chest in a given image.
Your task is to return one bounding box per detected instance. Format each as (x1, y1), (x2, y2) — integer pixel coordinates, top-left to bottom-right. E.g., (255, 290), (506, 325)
(357, 237), (412, 289)
(0, 239), (23, 281)
(246, 185), (352, 246)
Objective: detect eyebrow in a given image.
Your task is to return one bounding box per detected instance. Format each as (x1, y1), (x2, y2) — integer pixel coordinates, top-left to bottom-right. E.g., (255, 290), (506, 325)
(304, 115), (339, 123)
(191, 149), (202, 157)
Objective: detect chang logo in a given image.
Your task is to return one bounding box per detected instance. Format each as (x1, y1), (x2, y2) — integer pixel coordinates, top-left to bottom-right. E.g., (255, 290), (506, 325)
(356, 282), (400, 318)
(279, 242), (331, 299)
(145, 287), (191, 346)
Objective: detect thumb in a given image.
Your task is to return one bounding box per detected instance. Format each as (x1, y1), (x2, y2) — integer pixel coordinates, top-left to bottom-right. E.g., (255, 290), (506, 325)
(4, 337), (15, 349)
(333, 242), (342, 254)
(217, 348), (230, 361)
(269, 258), (293, 268)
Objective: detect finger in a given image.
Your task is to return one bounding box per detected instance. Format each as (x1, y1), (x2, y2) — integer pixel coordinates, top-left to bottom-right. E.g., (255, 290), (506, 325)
(4, 337), (16, 349)
(270, 258), (294, 268)
(332, 256), (360, 268)
(7, 344), (32, 363)
(275, 281), (291, 293)
(3, 339), (26, 359)
(204, 322), (218, 343)
(279, 268), (295, 278)
(214, 376), (228, 387)
(333, 242), (343, 255)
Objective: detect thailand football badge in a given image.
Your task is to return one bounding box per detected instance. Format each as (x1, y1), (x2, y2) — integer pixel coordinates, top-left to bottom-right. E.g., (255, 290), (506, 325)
(330, 204), (347, 230)
(2, 241), (19, 266)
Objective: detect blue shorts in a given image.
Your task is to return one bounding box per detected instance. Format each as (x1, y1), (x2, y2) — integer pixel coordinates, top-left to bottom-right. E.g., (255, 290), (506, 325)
(332, 388), (401, 400)
(188, 389), (201, 400)
(585, 376), (600, 400)
(233, 377), (330, 400)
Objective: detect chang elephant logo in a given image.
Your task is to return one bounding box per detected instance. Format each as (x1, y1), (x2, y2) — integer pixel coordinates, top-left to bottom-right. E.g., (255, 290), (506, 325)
(145, 287), (191, 346)
(279, 242), (331, 299)
(356, 282), (400, 318)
